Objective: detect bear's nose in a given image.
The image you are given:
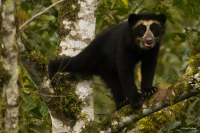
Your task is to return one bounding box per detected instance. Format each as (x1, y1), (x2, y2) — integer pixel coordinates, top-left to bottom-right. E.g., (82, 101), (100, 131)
(146, 37), (152, 44)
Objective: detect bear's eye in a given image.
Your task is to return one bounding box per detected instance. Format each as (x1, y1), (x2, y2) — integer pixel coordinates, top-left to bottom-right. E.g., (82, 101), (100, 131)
(151, 28), (156, 33)
(140, 29), (146, 34)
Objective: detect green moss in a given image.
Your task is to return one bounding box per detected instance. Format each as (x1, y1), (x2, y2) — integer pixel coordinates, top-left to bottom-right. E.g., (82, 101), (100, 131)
(59, 0), (80, 22)
(167, 82), (192, 106)
(185, 40), (200, 77)
(0, 62), (8, 131)
(19, 32), (33, 53)
(19, 91), (26, 132)
(0, 30), (9, 89)
(136, 81), (192, 132)
(57, 0), (81, 41)
(192, 37), (200, 55)
(0, 98), (5, 126)
(19, 32), (47, 71)
(125, 123), (136, 132)
(0, 62), (5, 88)
(47, 0), (83, 123)
(118, 104), (143, 117)
(135, 80), (193, 132)
(137, 98), (191, 133)
(24, 51), (46, 71)
(81, 120), (99, 133)
(118, 95), (156, 117)
(81, 115), (121, 133)
(118, 105), (133, 116)
(137, 109), (171, 133)
(185, 54), (200, 77)
(51, 74), (82, 126)
(81, 112), (86, 118)
(0, 62), (9, 91)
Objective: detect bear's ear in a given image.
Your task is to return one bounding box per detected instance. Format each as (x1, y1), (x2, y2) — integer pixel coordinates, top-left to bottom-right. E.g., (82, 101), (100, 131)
(157, 14), (167, 24)
(128, 14), (140, 25)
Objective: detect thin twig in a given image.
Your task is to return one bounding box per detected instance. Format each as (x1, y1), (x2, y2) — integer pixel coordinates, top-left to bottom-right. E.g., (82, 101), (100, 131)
(33, 0), (46, 16)
(133, 0), (145, 13)
(21, 87), (75, 98)
(118, 0), (145, 23)
(19, 0), (66, 30)
(93, 83), (105, 86)
(101, 0), (145, 30)
(50, 57), (72, 84)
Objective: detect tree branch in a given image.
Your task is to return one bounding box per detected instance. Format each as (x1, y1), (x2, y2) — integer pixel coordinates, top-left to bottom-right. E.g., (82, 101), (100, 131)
(17, 32), (52, 101)
(115, 65), (200, 132)
(133, 0), (145, 12)
(19, 0), (66, 30)
(119, 0), (145, 22)
(82, 57), (200, 132)
(112, 80), (200, 132)
(82, 79), (200, 132)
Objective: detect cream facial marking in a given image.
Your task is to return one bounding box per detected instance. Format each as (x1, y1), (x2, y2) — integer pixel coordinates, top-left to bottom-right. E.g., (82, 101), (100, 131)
(132, 20), (160, 29)
(133, 20), (161, 49)
(135, 37), (145, 48)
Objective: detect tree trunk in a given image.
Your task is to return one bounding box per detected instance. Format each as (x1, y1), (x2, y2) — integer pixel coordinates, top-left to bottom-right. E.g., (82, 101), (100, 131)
(0, 0), (19, 132)
(50, 0), (98, 132)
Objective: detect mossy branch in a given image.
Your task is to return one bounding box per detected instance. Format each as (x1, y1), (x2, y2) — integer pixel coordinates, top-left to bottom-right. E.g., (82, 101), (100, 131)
(112, 80), (200, 132)
(81, 78), (200, 132)
(17, 32), (47, 89)
(82, 46), (200, 132)
(17, 31), (85, 129)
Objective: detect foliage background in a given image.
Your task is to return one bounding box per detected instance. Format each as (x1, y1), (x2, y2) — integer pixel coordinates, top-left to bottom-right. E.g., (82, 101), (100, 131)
(13, 0), (200, 132)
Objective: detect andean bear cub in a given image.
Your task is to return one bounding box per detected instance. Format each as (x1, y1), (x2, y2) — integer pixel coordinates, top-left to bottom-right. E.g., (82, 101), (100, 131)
(48, 12), (167, 110)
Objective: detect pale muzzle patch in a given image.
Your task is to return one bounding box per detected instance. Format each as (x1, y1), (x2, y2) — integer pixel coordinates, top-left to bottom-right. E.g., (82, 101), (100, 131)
(134, 20), (161, 49)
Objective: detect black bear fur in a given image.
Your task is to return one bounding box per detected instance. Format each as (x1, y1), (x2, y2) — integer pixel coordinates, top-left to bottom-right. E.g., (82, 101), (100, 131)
(48, 12), (166, 110)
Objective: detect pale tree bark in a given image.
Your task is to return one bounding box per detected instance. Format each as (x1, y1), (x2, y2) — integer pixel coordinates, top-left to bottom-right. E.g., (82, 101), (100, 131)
(51, 0), (98, 132)
(1, 0), (19, 132)
(17, 0), (98, 132)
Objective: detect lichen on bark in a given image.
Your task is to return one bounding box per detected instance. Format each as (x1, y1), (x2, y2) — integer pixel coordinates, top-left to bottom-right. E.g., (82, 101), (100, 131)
(57, 0), (81, 41)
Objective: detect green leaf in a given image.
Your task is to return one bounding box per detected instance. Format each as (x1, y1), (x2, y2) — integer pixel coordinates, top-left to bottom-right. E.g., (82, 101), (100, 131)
(94, 102), (110, 113)
(173, 0), (186, 12)
(162, 121), (181, 130)
(185, 119), (194, 126)
(22, 76), (31, 82)
(20, 91), (32, 103)
(39, 101), (48, 116)
(176, 33), (186, 42)
(29, 128), (41, 133)
(187, 99), (200, 119)
(24, 85), (35, 89)
(21, 2), (29, 12)
(24, 102), (37, 112)
(121, 0), (128, 7)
